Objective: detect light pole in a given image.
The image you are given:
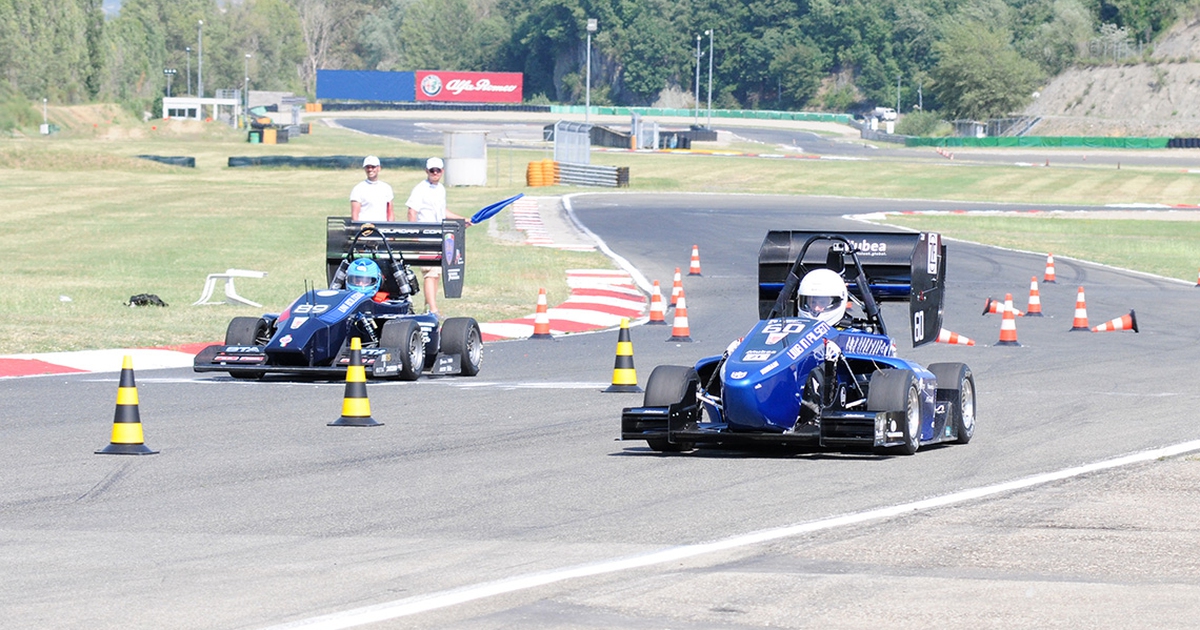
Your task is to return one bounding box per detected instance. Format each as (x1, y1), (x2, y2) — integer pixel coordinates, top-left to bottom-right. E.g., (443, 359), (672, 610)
(197, 20), (203, 99)
(694, 34), (701, 125)
(163, 68), (176, 98)
(185, 47), (191, 96)
(705, 29), (713, 129)
(895, 74), (901, 113)
(243, 53), (251, 128)
(585, 19), (596, 123)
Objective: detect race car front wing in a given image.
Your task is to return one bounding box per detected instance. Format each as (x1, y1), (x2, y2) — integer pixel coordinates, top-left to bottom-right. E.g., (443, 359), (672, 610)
(620, 403), (912, 450)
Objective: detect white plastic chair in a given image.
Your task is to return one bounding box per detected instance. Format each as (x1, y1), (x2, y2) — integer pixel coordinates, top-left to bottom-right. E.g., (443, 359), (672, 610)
(193, 269), (268, 307)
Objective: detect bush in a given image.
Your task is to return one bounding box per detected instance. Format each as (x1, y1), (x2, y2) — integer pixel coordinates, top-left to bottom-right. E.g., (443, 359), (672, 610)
(896, 110), (952, 137)
(0, 99), (40, 132)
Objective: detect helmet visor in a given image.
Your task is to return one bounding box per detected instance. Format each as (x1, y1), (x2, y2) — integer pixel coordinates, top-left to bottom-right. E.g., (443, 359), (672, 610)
(348, 273), (376, 288)
(801, 295), (842, 314)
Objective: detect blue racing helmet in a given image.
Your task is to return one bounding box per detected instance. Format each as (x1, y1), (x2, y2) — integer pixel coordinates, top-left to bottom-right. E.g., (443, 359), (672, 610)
(346, 258), (382, 295)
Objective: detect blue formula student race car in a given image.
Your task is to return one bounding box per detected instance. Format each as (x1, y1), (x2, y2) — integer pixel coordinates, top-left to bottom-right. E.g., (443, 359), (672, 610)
(621, 230), (975, 455)
(193, 219), (482, 380)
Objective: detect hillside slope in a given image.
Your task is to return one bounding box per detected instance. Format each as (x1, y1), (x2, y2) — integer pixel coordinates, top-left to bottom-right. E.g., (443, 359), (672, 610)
(1026, 20), (1200, 136)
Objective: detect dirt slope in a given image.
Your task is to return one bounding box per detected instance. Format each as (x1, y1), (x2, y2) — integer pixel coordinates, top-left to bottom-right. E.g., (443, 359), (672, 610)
(1025, 20), (1200, 137)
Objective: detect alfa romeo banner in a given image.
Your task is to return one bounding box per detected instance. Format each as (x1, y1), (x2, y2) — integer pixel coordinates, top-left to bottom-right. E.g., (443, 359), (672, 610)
(416, 71), (523, 104)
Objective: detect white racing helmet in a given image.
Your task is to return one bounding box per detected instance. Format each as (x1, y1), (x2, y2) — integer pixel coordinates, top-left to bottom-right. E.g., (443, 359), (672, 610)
(797, 268), (848, 325)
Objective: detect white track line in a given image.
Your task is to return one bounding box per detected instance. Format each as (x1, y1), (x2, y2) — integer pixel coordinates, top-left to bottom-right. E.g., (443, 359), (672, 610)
(263, 439), (1200, 630)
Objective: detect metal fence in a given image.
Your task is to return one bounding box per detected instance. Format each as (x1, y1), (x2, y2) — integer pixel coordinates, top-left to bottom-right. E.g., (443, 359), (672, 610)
(553, 121), (592, 164)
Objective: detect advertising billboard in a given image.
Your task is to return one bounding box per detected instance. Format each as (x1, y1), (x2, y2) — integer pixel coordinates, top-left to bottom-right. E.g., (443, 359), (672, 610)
(316, 70), (416, 101)
(415, 71), (523, 103)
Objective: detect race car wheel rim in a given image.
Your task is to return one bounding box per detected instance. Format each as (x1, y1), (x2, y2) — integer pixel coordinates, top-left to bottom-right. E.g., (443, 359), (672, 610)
(960, 378), (975, 434)
(408, 327), (424, 371)
(465, 325), (482, 370)
(905, 385), (920, 447)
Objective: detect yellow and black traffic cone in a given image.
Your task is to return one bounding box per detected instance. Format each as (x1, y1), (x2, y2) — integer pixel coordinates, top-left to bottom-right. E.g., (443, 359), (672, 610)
(604, 318), (643, 393)
(96, 355), (158, 455)
(329, 337), (382, 427)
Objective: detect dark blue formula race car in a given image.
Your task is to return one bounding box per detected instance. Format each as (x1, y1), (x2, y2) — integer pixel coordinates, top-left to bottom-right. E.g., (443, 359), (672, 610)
(621, 231), (975, 455)
(194, 220), (482, 380)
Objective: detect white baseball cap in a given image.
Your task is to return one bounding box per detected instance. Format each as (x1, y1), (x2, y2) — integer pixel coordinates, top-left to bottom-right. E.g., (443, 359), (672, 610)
(363, 155), (381, 167)
(426, 157), (444, 170)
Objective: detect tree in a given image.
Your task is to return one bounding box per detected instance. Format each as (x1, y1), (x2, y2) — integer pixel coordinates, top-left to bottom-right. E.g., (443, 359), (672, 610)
(293, 0), (352, 93)
(619, 9), (677, 103)
(931, 22), (1043, 119)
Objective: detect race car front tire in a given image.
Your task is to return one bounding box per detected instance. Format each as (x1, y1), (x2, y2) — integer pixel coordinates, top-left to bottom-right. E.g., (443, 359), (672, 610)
(928, 362), (975, 444)
(381, 319), (424, 381)
(440, 318), (483, 376)
(867, 369), (920, 455)
(224, 316), (270, 380)
(643, 365), (699, 453)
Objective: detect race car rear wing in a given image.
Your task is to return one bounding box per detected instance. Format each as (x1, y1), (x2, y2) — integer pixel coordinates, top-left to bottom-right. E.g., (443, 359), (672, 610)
(326, 217), (466, 298)
(757, 230), (945, 347)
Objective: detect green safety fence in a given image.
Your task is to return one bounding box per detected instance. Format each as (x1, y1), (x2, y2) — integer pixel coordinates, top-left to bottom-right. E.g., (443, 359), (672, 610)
(906, 136), (1170, 149)
(550, 105), (852, 124)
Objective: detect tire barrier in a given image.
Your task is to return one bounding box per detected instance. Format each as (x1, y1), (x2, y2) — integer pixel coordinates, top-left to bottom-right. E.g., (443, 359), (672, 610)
(228, 156), (427, 169)
(319, 102), (552, 113)
(1167, 137), (1200, 148)
(525, 159), (560, 187)
(137, 155), (195, 168)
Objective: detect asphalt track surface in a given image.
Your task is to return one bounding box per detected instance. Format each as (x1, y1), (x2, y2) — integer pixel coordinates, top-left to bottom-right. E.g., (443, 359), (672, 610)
(335, 115), (1200, 168)
(3, 194), (1200, 629)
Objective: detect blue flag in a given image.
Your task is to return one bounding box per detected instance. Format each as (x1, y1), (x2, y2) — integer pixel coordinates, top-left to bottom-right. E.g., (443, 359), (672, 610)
(470, 193), (524, 224)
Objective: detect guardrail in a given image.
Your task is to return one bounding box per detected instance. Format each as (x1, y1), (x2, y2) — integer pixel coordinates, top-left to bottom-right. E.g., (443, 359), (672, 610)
(558, 162), (628, 187)
(526, 160), (629, 188)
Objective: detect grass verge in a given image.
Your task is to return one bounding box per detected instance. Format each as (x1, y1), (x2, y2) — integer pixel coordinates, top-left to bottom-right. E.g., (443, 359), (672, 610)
(3, 107), (1198, 353)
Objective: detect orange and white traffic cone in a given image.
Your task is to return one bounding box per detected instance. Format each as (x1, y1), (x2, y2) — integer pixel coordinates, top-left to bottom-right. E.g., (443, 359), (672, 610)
(531, 287), (553, 339)
(936, 329), (976, 346)
(688, 245), (702, 276)
(669, 267), (683, 307)
(647, 280), (667, 325)
(1195, 268), (1199, 288)
(982, 296), (1021, 316)
(1003, 293), (1024, 317)
(1069, 286), (1089, 331)
(96, 356), (158, 455)
(604, 318), (643, 392)
(1092, 310), (1138, 333)
(1025, 276), (1043, 316)
(1043, 253), (1057, 283)
(667, 289), (693, 342)
(996, 303), (1020, 346)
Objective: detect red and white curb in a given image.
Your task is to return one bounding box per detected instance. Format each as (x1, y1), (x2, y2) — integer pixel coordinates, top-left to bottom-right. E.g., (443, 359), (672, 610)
(479, 270), (645, 341)
(510, 196), (596, 252)
(1, 343), (211, 379)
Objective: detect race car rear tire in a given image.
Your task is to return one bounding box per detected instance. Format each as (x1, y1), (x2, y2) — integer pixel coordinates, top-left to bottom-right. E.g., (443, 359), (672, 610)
(224, 316), (270, 380)
(381, 319), (424, 381)
(928, 362), (975, 444)
(643, 365), (698, 453)
(867, 369), (920, 455)
(440, 318), (483, 376)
